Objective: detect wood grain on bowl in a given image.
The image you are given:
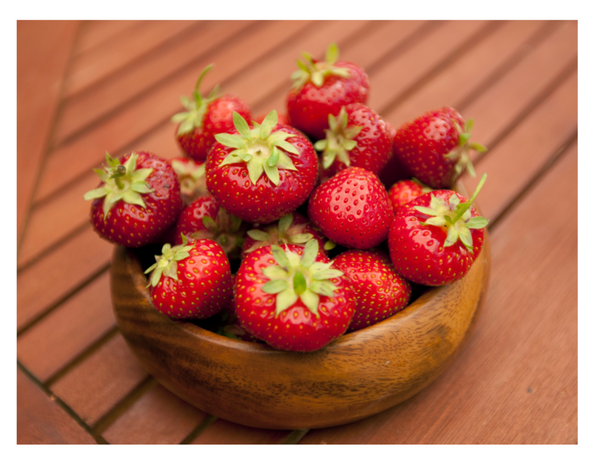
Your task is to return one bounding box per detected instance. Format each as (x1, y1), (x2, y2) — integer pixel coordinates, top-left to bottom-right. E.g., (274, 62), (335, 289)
(110, 229), (490, 430)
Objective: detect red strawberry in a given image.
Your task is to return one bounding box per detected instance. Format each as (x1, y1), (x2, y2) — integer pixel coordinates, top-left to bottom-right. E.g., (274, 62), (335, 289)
(84, 152), (183, 247)
(144, 237), (233, 319)
(172, 65), (252, 162)
(392, 107), (487, 189)
(170, 156), (208, 205)
(172, 194), (247, 258)
(333, 250), (411, 332)
(205, 110), (319, 224)
(241, 211), (332, 258)
(235, 239), (356, 352)
(308, 167), (394, 249)
(388, 178), (432, 215)
(388, 174), (489, 286)
(315, 104), (392, 180)
(286, 43), (369, 141)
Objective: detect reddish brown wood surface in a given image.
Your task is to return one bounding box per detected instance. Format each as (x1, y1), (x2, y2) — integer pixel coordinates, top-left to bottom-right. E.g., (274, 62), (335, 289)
(16, 20), (578, 444)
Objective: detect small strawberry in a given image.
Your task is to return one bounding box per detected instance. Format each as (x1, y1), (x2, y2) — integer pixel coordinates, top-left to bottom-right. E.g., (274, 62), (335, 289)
(170, 156), (208, 205)
(172, 194), (247, 258)
(241, 211), (333, 258)
(392, 107), (487, 189)
(388, 178), (433, 215)
(205, 110), (319, 224)
(172, 65), (252, 162)
(235, 239), (356, 352)
(388, 174), (489, 286)
(144, 236), (233, 319)
(286, 43), (369, 140)
(315, 104), (392, 179)
(333, 250), (411, 332)
(84, 152), (183, 247)
(308, 167), (394, 249)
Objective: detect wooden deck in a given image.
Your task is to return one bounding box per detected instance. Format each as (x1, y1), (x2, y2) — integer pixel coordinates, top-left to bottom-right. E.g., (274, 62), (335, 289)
(16, 20), (577, 444)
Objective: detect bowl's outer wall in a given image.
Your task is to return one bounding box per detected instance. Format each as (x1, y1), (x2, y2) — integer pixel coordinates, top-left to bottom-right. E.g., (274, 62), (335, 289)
(110, 231), (490, 430)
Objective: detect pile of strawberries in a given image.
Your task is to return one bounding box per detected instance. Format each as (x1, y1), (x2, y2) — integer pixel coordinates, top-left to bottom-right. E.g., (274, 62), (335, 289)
(85, 44), (489, 352)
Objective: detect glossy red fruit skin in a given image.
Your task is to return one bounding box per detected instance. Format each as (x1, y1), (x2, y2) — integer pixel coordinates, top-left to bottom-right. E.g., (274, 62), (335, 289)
(177, 94), (252, 162)
(388, 179), (428, 215)
(241, 211), (328, 259)
(149, 239), (233, 319)
(333, 250), (411, 332)
(235, 245), (356, 352)
(388, 190), (485, 286)
(308, 167), (394, 249)
(322, 103), (392, 179)
(172, 195), (220, 244)
(89, 152), (183, 247)
(393, 107), (465, 189)
(205, 124), (319, 224)
(287, 61), (369, 141)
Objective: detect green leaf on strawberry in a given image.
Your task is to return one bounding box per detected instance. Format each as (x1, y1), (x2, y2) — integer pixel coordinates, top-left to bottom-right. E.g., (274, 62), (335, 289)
(144, 235), (195, 287)
(314, 106), (363, 169)
(445, 118), (488, 179)
(290, 43), (351, 90)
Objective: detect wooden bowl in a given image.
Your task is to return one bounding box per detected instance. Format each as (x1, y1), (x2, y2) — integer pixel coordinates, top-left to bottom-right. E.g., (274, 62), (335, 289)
(110, 190), (491, 430)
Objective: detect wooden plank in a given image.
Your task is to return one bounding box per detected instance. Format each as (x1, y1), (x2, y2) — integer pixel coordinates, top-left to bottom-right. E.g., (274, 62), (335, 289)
(17, 20), (80, 245)
(73, 20), (139, 56)
(190, 418), (291, 444)
(382, 20), (550, 128)
(17, 368), (96, 444)
(17, 226), (112, 332)
(17, 271), (116, 383)
(54, 20), (255, 144)
(101, 383), (207, 444)
(301, 139), (577, 444)
(49, 333), (149, 426)
(33, 20), (314, 204)
(63, 21), (198, 98)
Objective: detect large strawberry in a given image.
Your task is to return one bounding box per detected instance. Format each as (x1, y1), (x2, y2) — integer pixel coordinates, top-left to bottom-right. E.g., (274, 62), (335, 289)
(172, 194), (247, 258)
(286, 43), (369, 141)
(170, 156), (208, 205)
(235, 239), (356, 352)
(172, 65), (252, 162)
(205, 110), (319, 224)
(333, 249), (411, 332)
(242, 211), (332, 258)
(392, 107), (487, 189)
(388, 174), (489, 286)
(84, 152), (183, 247)
(315, 104), (392, 180)
(308, 167), (394, 249)
(388, 178), (432, 215)
(145, 237), (233, 319)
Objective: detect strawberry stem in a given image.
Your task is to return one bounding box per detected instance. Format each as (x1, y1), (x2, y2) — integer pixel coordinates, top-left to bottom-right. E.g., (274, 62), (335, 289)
(450, 173), (487, 225)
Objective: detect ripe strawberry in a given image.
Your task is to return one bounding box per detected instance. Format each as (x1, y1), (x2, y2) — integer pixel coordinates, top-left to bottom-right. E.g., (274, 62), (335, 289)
(308, 167), (394, 249)
(170, 156), (208, 205)
(315, 104), (392, 180)
(235, 239), (356, 352)
(205, 110), (319, 224)
(144, 236), (233, 319)
(388, 178), (432, 215)
(84, 152), (183, 247)
(172, 65), (252, 162)
(392, 107), (487, 189)
(388, 174), (489, 286)
(241, 211), (332, 258)
(172, 194), (247, 258)
(286, 43), (369, 141)
(333, 249), (411, 332)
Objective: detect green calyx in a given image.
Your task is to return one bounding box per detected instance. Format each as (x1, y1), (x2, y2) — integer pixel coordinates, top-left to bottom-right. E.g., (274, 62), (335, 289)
(194, 207), (244, 256)
(171, 64), (220, 136)
(144, 235), (194, 287)
(445, 118), (488, 182)
(314, 107), (362, 169)
(245, 213), (315, 253)
(290, 42), (351, 91)
(261, 239), (344, 318)
(83, 152), (154, 219)
(215, 110), (299, 186)
(413, 174), (490, 253)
